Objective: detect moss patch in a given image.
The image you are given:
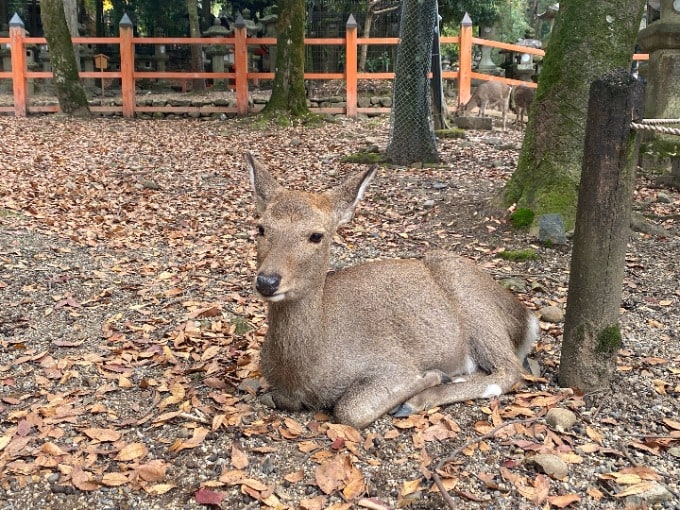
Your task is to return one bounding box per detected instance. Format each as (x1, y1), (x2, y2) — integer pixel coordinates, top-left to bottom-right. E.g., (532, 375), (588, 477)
(250, 111), (325, 128)
(435, 128), (466, 139)
(230, 316), (253, 336)
(1, 209), (16, 218)
(498, 249), (540, 261)
(596, 324), (622, 354)
(341, 152), (389, 165)
(509, 208), (535, 228)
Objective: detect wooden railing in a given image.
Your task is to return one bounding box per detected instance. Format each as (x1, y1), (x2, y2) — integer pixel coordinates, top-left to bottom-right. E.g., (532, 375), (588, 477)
(0, 14), (648, 118)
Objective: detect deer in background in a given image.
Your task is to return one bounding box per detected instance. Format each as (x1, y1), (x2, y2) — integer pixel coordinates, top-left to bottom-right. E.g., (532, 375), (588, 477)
(511, 85), (536, 128)
(246, 153), (538, 429)
(457, 81), (512, 131)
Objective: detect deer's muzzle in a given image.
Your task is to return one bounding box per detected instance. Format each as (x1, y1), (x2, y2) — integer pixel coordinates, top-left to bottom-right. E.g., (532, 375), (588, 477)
(256, 273), (282, 297)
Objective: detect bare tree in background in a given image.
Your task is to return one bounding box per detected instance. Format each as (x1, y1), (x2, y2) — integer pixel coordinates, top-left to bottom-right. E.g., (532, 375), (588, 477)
(41, 0), (91, 116)
(186, 0), (206, 91)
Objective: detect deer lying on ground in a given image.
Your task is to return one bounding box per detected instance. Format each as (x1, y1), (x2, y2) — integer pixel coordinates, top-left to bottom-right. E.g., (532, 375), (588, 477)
(511, 85), (535, 128)
(457, 80), (512, 131)
(246, 153), (538, 429)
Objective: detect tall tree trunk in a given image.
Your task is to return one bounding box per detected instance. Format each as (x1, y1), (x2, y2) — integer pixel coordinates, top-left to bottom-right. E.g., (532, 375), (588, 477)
(261, 0), (308, 118)
(201, 0), (212, 28)
(502, 0), (646, 229)
(95, 0), (104, 37)
(64, 0), (80, 69)
(359, 3), (400, 72)
(186, 0), (206, 91)
(1, 1), (8, 30)
(41, 0), (91, 117)
(358, 9), (374, 72)
(386, 0), (438, 164)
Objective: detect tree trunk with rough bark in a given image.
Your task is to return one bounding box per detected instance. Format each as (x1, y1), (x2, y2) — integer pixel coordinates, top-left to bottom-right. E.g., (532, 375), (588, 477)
(186, 0), (206, 91)
(558, 69), (644, 393)
(41, 0), (91, 117)
(261, 0), (308, 118)
(502, 0), (646, 229)
(64, 0), (80, 68)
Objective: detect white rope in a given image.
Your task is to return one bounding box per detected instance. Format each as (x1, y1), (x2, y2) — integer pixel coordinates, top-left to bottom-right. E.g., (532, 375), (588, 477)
(631, 120), (680, 136)
(635, 118), (680, 125)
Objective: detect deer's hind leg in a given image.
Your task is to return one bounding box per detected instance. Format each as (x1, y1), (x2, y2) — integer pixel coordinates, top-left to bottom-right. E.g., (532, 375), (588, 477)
(392, 335), (524, 417)
(334, 368), (452, 429)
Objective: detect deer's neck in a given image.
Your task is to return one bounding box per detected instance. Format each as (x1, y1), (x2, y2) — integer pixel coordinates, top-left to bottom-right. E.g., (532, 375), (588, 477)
(267, 292), (324, 350)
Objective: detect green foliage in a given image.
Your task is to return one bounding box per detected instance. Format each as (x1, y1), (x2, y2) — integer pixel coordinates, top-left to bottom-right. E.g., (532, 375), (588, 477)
(596, 324), (622, 354)
(439, 0), (500, 27)
(109, 0), (190, 36)
(509, 207), (535, 228)
(494, 0), (531, 43)
(640, 139), (680, 159)
(498, 249), (539, 261)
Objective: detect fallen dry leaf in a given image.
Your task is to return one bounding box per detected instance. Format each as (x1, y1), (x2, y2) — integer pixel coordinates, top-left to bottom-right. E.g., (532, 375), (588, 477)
(83, 428), (122, 442)
(116, 442), (149, 461)
(195, 487), (226, 505)
(231, 443), (249, 469)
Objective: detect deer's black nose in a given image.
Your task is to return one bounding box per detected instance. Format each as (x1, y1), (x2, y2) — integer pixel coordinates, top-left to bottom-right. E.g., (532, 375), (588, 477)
(256, 273), (281, 297)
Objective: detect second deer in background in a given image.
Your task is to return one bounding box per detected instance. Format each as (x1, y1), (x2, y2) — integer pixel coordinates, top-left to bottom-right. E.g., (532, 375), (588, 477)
(457, 81), (512, 131)
(511, 85), (536, 128)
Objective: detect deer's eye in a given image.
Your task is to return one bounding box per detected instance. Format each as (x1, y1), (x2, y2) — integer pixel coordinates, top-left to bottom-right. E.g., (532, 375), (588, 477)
(256, 225), (265, 236)
(308, 233), (324, 244)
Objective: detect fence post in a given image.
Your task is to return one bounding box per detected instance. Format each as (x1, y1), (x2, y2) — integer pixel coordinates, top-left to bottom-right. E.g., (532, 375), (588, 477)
(234, 14), (248, 116)
(119, 14), (135, 119)
(559, 69), (644, 392)
(9, 13), (27, 117)
(345, 15), (358, 118)
(457, 13), (472, 107)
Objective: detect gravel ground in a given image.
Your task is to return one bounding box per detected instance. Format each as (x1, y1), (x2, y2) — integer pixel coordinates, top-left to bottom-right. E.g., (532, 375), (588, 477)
(0, 114), (678, 509)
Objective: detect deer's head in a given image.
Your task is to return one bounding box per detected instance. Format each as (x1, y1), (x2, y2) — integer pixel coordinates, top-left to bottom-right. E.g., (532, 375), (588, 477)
(246, 153), (376, 302)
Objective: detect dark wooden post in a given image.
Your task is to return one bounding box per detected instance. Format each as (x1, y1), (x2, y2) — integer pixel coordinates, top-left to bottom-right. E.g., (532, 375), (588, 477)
(558, 68), (645, 392)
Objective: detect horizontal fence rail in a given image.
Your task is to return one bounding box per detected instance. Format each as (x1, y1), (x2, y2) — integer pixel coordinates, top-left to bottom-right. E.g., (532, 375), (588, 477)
(0, 15), (649, 118)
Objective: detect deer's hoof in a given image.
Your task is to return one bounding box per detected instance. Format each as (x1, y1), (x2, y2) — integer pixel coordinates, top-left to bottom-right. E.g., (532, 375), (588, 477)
(390, 403), (416, 417)
(259, 393), (276, 409)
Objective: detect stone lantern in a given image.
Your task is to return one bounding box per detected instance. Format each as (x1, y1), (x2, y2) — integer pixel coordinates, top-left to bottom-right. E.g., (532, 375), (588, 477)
(477, 25), (501, 75)
(153, 30), (169, 75)
(637, 0), (680, 184)
(203, 18), (233, 90)
(240, 9), (264, 76)
(259, 7), (278, 72)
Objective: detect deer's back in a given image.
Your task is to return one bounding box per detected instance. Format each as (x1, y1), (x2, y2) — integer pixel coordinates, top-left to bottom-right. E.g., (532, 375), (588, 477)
(323, 253), (527, 353)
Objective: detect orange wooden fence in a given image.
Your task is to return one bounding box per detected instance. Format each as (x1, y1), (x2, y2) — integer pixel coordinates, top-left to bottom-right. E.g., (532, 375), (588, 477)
(0, 14), (648, 118)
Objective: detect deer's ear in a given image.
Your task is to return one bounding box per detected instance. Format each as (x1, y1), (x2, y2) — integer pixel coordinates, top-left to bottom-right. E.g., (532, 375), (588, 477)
(246, 152), (282, 214)
(331, 166), (376, 225)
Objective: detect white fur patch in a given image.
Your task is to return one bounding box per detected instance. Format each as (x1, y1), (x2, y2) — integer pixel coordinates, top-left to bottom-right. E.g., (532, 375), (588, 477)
(482, 384), (502, 398)
(452, 377), (466, 384)
(517, 314), (540, 362)
(265, 293), (286, 302)
(464, 355), (477, 374)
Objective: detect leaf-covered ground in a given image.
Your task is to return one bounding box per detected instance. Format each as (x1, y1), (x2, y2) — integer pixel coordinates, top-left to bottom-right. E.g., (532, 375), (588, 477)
(0, 115), (678, 510)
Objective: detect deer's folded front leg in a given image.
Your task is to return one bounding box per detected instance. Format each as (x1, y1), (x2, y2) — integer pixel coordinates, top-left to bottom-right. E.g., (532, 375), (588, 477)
(333, 369), (451, 429)
(260, 389), (304, 412)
